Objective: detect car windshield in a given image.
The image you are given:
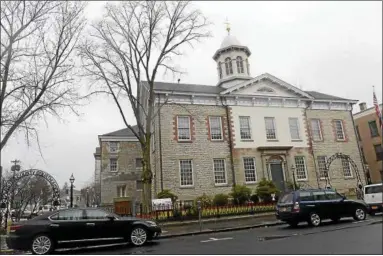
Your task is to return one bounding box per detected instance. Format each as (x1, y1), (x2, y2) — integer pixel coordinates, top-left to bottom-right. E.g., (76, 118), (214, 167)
(279, 193), (294, 204)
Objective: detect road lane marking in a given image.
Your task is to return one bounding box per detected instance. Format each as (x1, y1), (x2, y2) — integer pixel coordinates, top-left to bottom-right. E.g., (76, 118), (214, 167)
(201, 237), (233, 243)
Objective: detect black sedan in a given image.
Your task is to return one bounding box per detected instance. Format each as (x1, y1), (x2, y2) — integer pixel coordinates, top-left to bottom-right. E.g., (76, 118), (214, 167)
(6, 208), (162, 255)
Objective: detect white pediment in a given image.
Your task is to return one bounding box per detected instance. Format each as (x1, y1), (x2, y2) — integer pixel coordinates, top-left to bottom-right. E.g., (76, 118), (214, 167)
(220, 73), (314, 99)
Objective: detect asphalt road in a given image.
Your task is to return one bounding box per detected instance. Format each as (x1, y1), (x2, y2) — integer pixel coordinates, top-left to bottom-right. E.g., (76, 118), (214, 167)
(57, 215), (383, 255)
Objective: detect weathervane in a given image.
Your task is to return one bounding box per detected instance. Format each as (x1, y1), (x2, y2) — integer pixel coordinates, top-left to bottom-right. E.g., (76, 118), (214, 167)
(224, 17), (231, 35)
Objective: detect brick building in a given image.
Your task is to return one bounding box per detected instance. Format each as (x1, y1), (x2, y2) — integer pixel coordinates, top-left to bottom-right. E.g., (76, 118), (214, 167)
(353, 102), (383, 183)
(97, 31), (367, 205)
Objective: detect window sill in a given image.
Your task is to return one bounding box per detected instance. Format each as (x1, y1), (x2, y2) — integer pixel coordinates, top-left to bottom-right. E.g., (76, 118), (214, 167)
(178, 140), (193, 143)
(245, 181), (257, 185)
(214, 183), (229, 187)
(179, 186), (194, 189)
(267, 139), (279, 142)
(336, 139), (346, 142)
(296, 179), (308, 182)
(240, 139), (254, 142)
(344, 176), (354, 180)
(291, 139), (303, 142)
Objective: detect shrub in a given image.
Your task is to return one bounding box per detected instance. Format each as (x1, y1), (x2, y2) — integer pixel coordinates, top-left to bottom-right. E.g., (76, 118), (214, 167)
(157, 189), (178, 204)
(213, 193), (229, 206)
(194, 193), (213, 207)
(230, 185), (251, 205)
(250, 194), (259, 203)
(255, 178), (279, 203)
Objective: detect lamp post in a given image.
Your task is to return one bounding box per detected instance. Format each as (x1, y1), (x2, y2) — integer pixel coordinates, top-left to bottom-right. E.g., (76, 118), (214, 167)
(69, 174), (75, 208)
(291, 164), (297, 191)
(86, 187), (89, 207)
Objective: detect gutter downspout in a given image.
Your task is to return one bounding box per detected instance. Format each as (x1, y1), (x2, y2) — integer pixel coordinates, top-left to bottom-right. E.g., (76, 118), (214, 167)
(222, 97), (236, 186)
(304, 101), (320, 189)
(158, 95), (164, 192)
(349, 104), (369, 185)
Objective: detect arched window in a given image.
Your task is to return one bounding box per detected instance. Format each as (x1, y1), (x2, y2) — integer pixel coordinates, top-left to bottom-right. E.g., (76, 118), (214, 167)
(225, 57), (233, 75)
(236, 56), (244, 74)
(218, 62), (222, 79)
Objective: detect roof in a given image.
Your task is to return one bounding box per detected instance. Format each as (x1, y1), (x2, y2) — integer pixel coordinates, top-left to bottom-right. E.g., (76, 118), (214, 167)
(220, 34), (241, 48)
(101, 125), (138, 137)
(151, 81), (224, 94)
(304, 91), (350, 101)
(151, 78), (350, 101)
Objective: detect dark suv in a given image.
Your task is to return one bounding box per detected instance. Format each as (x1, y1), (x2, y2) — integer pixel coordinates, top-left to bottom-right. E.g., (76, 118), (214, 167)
(275, 189), (368, 227)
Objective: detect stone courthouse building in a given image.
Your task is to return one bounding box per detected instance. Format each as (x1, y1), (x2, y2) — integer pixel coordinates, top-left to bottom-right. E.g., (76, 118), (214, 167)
(96, 29), (367, 205)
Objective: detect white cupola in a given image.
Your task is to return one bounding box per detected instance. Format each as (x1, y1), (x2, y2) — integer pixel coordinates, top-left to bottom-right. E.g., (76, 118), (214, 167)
(212, 23), (252, 89)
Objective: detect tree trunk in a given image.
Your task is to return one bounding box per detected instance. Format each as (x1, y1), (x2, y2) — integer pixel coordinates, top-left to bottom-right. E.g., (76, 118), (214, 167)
(141, 140), (152, 214)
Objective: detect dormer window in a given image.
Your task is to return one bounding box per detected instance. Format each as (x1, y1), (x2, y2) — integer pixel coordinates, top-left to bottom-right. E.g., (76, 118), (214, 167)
(236, 56), (244, 73)
(257, 87), (274, 93)
(225, 57), (233, 75)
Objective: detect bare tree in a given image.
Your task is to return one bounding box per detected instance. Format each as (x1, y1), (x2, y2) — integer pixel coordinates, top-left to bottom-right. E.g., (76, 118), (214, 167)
(80, 1), (211, 212)
(0, 1), (87, 150)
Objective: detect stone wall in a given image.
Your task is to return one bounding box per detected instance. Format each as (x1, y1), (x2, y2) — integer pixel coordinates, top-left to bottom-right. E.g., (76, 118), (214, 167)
(100, 141), (143, 205)
(306, 109), (365, 194)
(152, 103), (233, 201)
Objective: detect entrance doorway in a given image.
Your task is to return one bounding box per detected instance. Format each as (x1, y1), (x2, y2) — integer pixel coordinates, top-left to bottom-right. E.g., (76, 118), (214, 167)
(269, 159), (285, 191)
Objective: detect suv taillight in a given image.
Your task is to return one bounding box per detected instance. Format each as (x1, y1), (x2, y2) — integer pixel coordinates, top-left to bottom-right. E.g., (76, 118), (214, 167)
(10, 225), (22, 232)
(293, 202), (300, 212)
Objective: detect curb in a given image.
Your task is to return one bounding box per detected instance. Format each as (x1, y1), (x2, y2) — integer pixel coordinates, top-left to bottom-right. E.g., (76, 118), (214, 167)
(159, 212), (275, 227)
(158, 220), (284, 239)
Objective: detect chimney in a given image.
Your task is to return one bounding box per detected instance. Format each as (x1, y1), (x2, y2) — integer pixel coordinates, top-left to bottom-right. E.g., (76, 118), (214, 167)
(359, 102), (367, 111)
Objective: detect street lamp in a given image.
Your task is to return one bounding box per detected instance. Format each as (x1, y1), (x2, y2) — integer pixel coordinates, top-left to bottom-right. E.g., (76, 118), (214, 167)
(86, 187), (89, 207)
(69, 174), (75, 208)
(291, 164), (297, 191)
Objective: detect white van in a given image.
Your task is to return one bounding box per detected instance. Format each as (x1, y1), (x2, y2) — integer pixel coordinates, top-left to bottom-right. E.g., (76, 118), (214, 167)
(363, 183), (383, 215)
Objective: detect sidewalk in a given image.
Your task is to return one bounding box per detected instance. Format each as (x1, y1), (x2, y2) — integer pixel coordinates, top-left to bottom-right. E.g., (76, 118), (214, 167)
(159, 213), (282, 238)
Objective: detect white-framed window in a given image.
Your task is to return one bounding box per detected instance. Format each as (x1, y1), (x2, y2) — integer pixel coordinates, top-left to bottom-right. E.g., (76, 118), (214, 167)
(236, 56), (244, 73)
(294, 156), (308, 180)
(243, 157), (257, 183)
(341, 159), (353, 178)
(177, 116), (191, 141)
(109, 142), (119, 153)
(213, 159), (227, 185)
(310, 119), (322, 141)
(110, 158), (118, 172)
(117, 185), (126, 197)
(239, 116), (252, 140)
(264, 117), (277, 140)
(179, 160), (193, 187)
(334, 120), (345, 140)
(209, 116), (223, 140)
(225, 57), (233, 75)
(317, 156), (328, 179)
(289, 118), (301, 140)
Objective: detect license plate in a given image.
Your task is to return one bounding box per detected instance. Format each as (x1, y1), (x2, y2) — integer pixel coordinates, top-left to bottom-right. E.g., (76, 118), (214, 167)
(371, 206), (378, 209)
(280, 207), (288, 212)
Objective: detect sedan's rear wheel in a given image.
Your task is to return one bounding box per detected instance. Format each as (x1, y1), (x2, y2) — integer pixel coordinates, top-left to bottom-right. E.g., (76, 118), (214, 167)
(353, 207), (366, 221)
(129, 226), (148, 246)
(308, 212), (321, 227)
(31, 234), (54, 255)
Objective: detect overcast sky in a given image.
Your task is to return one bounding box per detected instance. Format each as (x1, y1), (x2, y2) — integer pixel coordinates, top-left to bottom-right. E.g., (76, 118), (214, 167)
(2, 1), (382, 189)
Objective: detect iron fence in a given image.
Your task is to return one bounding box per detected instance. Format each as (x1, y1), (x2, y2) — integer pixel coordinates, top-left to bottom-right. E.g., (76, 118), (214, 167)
(135, 201), (276, 222)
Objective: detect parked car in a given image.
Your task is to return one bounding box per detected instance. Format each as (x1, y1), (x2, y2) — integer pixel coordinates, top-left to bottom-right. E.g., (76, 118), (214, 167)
(275, 189), (368, 227)
(363, 183), (383, 215)
(6, 208), (161, 255)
